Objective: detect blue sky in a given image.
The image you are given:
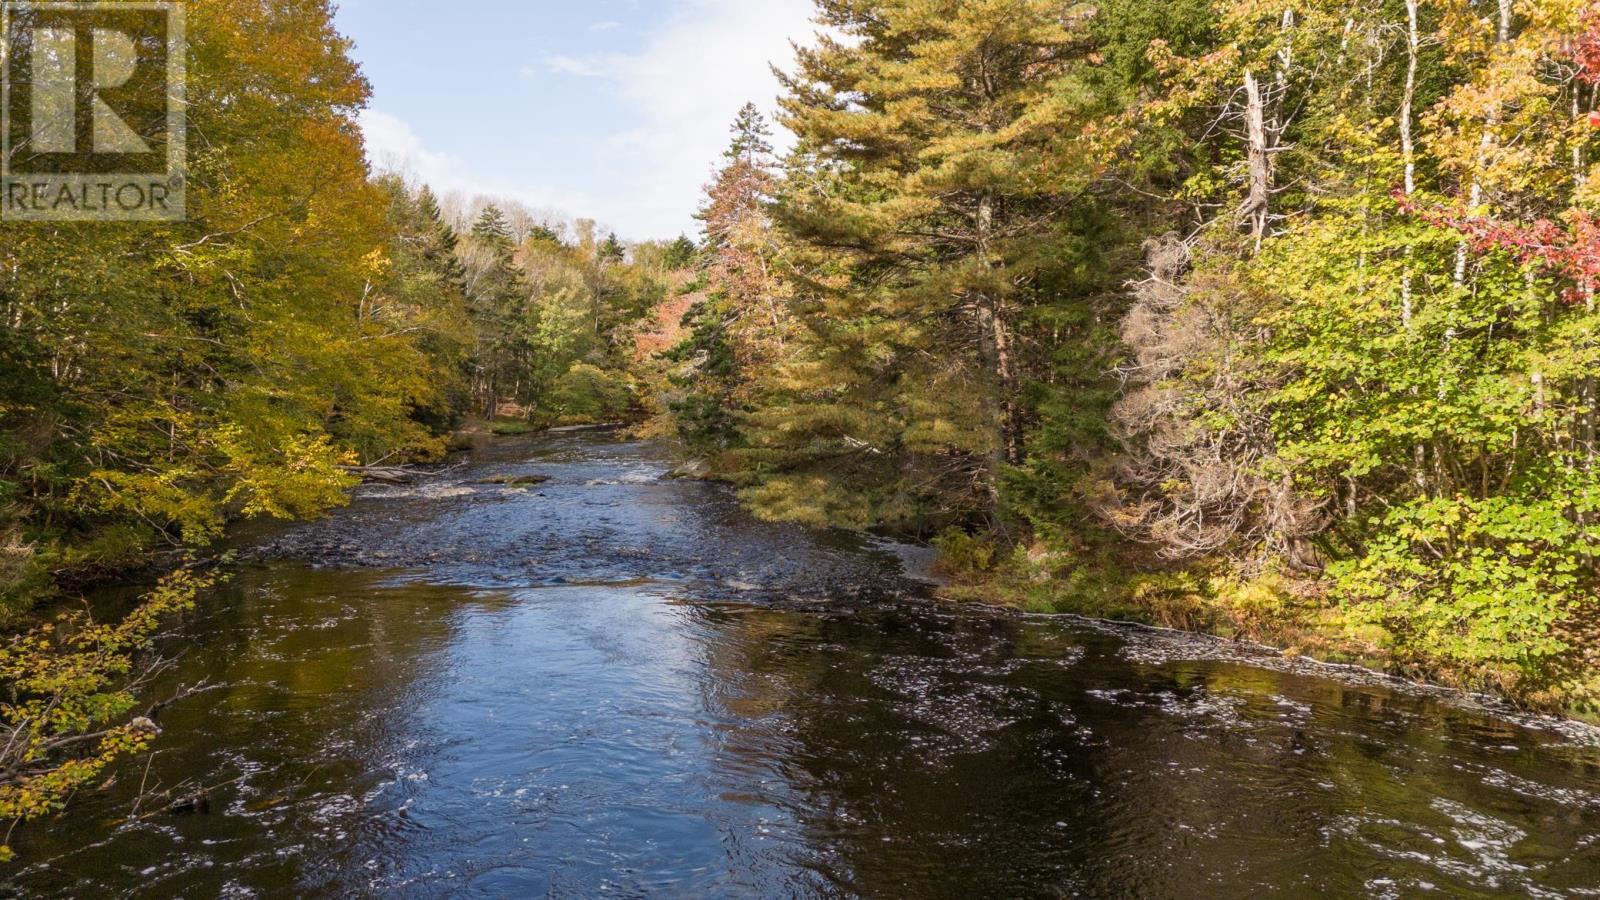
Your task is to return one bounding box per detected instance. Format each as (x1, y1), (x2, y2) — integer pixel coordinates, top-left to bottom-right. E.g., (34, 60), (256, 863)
(332, 0), (815, 240)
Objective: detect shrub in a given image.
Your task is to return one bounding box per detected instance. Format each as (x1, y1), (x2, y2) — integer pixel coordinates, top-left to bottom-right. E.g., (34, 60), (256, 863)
(548, 364), (634, 422)
(1333, 495), (1597, 693)
(932, 528), (999, 581)
(0, 570), (211, 860)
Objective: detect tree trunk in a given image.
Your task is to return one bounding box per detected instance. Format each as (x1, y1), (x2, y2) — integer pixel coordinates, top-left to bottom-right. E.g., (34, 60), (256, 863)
(1399, 0), (1419, 331)
(1455, 0), (1513, 286)
(971, 192), (1021, 511)
(1241, 70), (1272, 248)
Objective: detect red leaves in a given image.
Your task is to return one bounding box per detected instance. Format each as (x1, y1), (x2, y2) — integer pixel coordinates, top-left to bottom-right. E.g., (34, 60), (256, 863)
(1577, 7), (1600, 84)
(1396, 193), (1600, 302)
(1389, 12), (1600, 303)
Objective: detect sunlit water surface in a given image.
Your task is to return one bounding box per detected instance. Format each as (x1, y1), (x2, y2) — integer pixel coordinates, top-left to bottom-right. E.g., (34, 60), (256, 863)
(11, 432), (1600, 897)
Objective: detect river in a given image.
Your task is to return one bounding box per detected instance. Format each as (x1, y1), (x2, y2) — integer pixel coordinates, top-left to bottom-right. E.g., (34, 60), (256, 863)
(10, 430), (1600, 897)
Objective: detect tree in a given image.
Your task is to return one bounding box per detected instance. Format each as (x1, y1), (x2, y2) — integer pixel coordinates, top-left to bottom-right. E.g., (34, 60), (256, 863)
(460, 207), (523, 416)
(735, 0), (1120, 530)
(598, 232), (627, 264)
(0, 0), (489, 854)
(1098, 0), (1600, 694)
(662, 235), (699, 270)
(471, 204), (514, 246)
(725, 102), (774, 163)
(664, 105), (791, 454)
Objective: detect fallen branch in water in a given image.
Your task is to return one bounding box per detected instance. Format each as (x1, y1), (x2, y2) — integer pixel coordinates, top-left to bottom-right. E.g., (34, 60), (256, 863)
(339, 461), (468, 485)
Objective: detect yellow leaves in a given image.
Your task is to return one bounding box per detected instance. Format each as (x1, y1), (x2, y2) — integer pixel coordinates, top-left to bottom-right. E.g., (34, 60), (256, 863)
(1574, 161), (1600, 209)
(86, 468), (226, 546)
(215, 426), (357, 522)
(1146, 43), (1240, 122)
(0, 0), (478, 859)
(0, 570), (209, 857)
(1424, 11), (1585, 207)
(361, 247), (392, 281)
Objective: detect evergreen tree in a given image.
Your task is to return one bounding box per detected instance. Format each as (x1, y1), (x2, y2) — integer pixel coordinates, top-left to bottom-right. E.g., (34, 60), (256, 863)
(724, 102), (774, 163)
(736, 0), (1120, 530)
(372, 177), (475, 432)
(472, 204), (514, 246)
(526, 222), (564, 246)
(462, 204), (525, 415)
(662, 235), (699, 270)
(667, 105), (788, 454)
(599, 232), (627, 264)
(417, 186), (466, 285)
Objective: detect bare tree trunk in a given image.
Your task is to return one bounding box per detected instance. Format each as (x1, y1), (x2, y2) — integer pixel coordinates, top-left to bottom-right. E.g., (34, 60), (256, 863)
(1574, 74), (1597, 486)
(1575, 80), (1587, 192)
(1399, 0), (1419, 331)
(993, 304), (1020, 466)
(1456, 0), (1513, 285)
(972, 192), (1021, 479)
(1241, 71), (1272, 250)
(1398, 0), (1430, 489)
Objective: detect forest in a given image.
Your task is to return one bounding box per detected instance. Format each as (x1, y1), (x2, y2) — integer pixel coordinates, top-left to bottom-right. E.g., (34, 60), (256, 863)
(2, 0), (1599, 861)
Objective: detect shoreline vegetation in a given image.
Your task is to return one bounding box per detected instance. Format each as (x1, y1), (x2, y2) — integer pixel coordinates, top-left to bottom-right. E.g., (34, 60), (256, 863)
(650, 0), (1600, 724)
(3, 0), (1600, 860)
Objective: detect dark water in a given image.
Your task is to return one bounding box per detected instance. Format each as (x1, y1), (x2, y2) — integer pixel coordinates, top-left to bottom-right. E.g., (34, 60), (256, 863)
(12, 432), (1600, 898)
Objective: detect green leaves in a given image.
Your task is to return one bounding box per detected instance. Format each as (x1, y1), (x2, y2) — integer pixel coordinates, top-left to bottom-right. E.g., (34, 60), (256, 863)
(1333, 492), (1595, 691)
(0, 570), (211, 860)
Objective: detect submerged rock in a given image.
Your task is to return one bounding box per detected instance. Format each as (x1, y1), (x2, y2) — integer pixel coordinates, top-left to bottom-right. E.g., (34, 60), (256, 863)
(167, 792), (211, 815)
(665, 459), (711, 480)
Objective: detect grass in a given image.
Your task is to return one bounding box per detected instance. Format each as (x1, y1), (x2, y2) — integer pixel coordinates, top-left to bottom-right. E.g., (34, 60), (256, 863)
(489, 418), (542, 436)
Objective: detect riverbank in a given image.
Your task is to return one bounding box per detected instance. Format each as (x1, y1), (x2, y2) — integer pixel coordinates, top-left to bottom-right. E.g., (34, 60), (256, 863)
(11, 428), (1600, 897)
(662, 452), (1600, 722)
(936, 551), (1600, 725)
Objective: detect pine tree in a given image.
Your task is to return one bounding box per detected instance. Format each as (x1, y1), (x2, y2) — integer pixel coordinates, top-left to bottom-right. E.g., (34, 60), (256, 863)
(724, 102), (774, 163)
(462, 204), (524, 415)
(667, 105), (788, 454)
(370, 177), (475, 430)
(472, 204), (514, 246)
(416, 185), (467, 288)
(737, 0), (1116, 529)
(526, 222), (564, 246)
(662, 235), (699, 270)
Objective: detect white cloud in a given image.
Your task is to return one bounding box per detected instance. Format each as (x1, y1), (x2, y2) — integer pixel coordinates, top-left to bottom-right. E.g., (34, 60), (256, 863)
(553, 0), (817, 239)
(359, 109), (459, 188)
(358, 0), (822, 241)
(358, 109), (595, 224)
(542, 54), (605, 78)
(589, 20), (621, 32)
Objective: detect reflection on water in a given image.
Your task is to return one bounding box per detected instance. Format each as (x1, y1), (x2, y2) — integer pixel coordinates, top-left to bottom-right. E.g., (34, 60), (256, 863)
(10, 434), (1600, 897)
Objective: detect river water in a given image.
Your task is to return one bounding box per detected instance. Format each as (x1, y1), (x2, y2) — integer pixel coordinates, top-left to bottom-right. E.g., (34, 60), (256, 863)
(10, 431), (1600, 897)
